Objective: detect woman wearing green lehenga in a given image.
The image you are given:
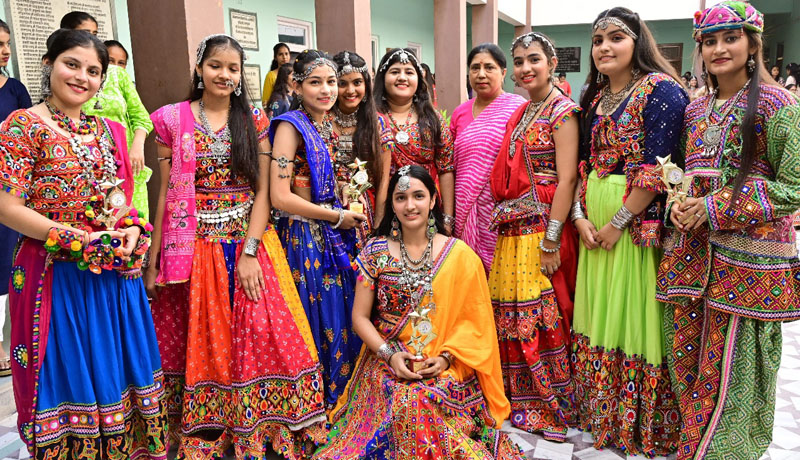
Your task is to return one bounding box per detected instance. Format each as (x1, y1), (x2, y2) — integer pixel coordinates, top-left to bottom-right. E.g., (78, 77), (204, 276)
(570, 7), (687, 457)
(657, 3), (800, 459)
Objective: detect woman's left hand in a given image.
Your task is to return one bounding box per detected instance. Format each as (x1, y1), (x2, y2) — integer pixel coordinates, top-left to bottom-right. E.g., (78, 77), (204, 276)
(129, 141), (146, 176)
(237, 254), (265, 302)
(415, 356), (450, 379)
(118, 226), (142, 258)
(540, 244), (561, 276)
(596, 222), (623, 251)
(674, 197), (708, 230)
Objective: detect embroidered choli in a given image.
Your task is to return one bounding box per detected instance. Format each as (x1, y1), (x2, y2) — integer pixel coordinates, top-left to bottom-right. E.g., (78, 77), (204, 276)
(378, 111), (455, 181)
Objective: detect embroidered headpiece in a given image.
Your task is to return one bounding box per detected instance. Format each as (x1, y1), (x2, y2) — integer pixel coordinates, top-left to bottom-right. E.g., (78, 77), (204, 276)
(293, 56), (338, 82)
(397, 165), (412, 191)
(593, 16), (638, 40)
(379, 49), (419, 73)
(510, 32), (556, 56)
(693, 1), (763, 42)
(337, 51), (369, 77)
(196, 34), (243, 65)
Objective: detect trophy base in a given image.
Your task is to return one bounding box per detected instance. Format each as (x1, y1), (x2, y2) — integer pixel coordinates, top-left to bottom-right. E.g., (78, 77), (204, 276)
(407, 357), (428, 373)
(349, 202), (364, 214)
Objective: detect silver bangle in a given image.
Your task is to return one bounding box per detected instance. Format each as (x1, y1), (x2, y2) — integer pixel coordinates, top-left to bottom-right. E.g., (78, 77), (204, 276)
(243, 237), (260, 257)
(538, 238), (561, 253)
(377, 343), (396, 362)
(545, 219), (564, 242)
(610, 205), (635, 230)
(332, 208), (345, 229)
(570, 201), (587, 222)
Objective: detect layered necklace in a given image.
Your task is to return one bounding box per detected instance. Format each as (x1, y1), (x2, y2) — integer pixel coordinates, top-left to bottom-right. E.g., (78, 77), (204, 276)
(300, 104), (334, 141)
(387, 106), (414, 145)
(701, 79), (750, 158)
(398, 236), (434, 309)
(332, 105), (358, 163)
(198, 99), (231, 165)
(508, 85), (554, 158)
(46, 98), (116, 198)
(599, 71), (641, 115)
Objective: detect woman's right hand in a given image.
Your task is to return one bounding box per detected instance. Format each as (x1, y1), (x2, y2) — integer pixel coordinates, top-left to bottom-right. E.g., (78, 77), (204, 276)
(574, 218), (600, 250)
(337, 210), (367, 230)
(388, 351), (423, 380)
(144, 266), (159, 301)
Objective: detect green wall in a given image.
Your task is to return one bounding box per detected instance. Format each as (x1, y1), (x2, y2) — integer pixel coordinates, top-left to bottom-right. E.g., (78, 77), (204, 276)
(370, 0), (435, 70)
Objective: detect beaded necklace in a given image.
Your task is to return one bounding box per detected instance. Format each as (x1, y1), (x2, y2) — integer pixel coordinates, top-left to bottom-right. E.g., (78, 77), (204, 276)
(45, 98), (95, 135)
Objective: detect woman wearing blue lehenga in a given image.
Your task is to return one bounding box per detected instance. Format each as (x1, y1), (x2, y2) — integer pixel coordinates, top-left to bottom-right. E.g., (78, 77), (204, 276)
(269, 50), (367, 406)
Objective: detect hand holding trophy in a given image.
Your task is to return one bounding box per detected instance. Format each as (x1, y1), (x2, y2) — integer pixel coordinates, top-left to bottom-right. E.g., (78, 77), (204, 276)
(346, 158), (372, 214)
(655, 155), (690, 205)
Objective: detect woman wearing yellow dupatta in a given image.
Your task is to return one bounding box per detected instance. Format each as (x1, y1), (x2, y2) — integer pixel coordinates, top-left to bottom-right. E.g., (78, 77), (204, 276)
(314, 165), (523, 459)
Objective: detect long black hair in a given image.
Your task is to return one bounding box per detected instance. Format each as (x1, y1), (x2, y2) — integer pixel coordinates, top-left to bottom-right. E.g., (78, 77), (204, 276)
(44, 28), (108, 75)
(189, 35), (259, 188)
(0, 20), (10, 76)
(700, 30), (777, 201)
(373, 165), (449, 238)
(270, 42), (289, 71)
(288, 49), (337, 111)
(103, 39), (128, 61)
(60, 11), (97, 30)
(333, 50), (383, 189)
(374, 48), (443, 155)
(267, 63), (293, 105)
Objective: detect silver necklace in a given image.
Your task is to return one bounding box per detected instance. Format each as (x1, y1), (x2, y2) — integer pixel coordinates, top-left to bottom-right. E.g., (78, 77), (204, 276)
(387, 107), (414, 145)
(701, 79), (750, 158)
(599, 71), (640, 115)
(398, 237), (434, 304)
(508, 86), (554, 158)
(333, 105), (358, 128)
(198, 99), (231, 164)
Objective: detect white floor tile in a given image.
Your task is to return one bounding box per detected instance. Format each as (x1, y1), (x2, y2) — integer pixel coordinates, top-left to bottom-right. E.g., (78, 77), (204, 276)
(0, 433), (19, 451)
(767, 447), (800, 460)
(506, 433), (536, 452)
(573, 447), (623, 460)
(779, 381), (800, 396)
(773, 410), (799, 428)
(779, 354), (800, 369)
(532, 439), (574, 460)
(777, 368), (800, 381)
(582, 431), (596, 443)
(566, 427), (583, 438)
(771, 426), (800, 450)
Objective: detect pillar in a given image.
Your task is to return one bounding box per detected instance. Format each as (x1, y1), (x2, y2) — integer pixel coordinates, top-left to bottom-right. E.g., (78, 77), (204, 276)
(513, 0), (532, 36)
(127, 0), (224, 213)
(434, 0), (467, 112)
(471, 0), (498, 48)
(315, 0), (373, 70)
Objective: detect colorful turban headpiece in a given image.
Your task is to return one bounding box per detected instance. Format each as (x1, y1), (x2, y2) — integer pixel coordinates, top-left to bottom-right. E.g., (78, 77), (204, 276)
(693, 1), (764, 42)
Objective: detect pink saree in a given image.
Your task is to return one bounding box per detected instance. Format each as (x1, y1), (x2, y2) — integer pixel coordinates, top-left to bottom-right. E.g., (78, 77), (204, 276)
(452, 92), (525, 274)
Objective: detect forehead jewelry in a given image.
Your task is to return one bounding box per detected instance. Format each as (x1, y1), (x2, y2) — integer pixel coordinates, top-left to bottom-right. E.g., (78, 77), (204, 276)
(397, 165), (412, 191)
(510, 32), (556, 56)
(594, 16), (639, 40)
(337, 51), (369, 77)
(379, 49), (418, 73)
(293, 57), (338, 82)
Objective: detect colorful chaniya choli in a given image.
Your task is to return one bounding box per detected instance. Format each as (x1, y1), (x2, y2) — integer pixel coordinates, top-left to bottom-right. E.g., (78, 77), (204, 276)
(572, 73), (687, 457)
(314, 237), (525, 460)
(488, 94), (579, 440)
(0, 109), (167, 460)
(269, 110), (362, 408)
(149, 101), (327, 460)
(378, 111), (454, 183)
(657, 84), (800, 460)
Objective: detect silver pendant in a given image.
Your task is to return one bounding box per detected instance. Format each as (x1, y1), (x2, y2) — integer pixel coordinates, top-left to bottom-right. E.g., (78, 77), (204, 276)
(395, 130), (410, 145)
(703, 125), (722, 149)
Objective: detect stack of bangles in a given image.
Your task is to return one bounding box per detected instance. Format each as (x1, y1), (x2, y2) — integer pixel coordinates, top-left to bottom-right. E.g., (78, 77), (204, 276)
(376, 343), (453, 370)
(570, 201), (586, 221)
(610, 205), (635, 230)
(539, 218), (563, 254)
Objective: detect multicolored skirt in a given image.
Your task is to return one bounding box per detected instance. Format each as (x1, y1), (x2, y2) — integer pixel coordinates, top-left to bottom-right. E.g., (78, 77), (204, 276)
(150, 228), (328, 459)
(314, 351), (526, 459)
(9, 243), (167, 460)
(276, 215), (361, 407)
(488, 182), (577, 440)
(572, 171), (679, 456)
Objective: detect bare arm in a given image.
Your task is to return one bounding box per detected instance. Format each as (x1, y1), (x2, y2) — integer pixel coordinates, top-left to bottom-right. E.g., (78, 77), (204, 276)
(0, 190), (79, 240)
(144, 144), (172, 297)
(439, 172), (455, 218)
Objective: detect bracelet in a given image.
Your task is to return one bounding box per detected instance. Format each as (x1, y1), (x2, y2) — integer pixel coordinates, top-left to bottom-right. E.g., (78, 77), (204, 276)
(44, 227), (85, 258)
(377, 343), (396, 362)
(570, 201), (587, 221)
(538, 238), (561, 253)
(243, 236), (260, 257)
(439, 351), (453, 370)
(544, 219), (563, 243)
(443, 214), (455, 226)
(610, 205), (635, 230)
(332, 208), (345, 229)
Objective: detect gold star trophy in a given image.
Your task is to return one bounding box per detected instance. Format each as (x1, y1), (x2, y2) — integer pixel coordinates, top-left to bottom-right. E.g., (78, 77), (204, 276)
(95, 178), (131, 230)
(655, 155), (690, 205)
(406, 292), (437, 373)
(346, 158), (371, 214)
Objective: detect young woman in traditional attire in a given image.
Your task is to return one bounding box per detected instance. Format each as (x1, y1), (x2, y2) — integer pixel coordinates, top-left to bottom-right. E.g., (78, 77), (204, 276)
(657, 3), (800, 458)
(0, 28), (167, 459)
(571, 7), (688, 456)
(373, 48), (456, 230)
(330, 50), (390, 245)
(145, 35), (327, 459)
(488, 32), (580, 441)
(450, 43), (525, 274)
(269, 50), (366, 408)
(314, 165), (525, 459)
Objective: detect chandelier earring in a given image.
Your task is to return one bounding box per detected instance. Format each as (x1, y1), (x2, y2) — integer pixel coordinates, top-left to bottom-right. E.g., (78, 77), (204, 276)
(197, 73), (205, 90)
(747, 54), (756, 74)
(426, 214), (436, 240)
(391, 215), (402, 241)
(93, 78), (105, 110)
(40, 65), (52, 97)
(596, 71), (605, 84)
(234, 79), (242, 97)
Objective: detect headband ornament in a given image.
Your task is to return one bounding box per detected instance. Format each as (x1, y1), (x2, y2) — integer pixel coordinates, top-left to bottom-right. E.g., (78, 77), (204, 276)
(337, 51), (369, 77)
(196, 34), (243, 65)
(293, 57), (338, 82)
(692, 0), (763, 42)
(379, 49), (419, 73)
(593, 16), (638, 40)
(510, 32), (556, 56)
(397, 165), (412, 191)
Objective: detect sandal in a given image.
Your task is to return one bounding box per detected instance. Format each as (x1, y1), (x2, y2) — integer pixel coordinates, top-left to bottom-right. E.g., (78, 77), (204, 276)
(0, 357), (10, 377)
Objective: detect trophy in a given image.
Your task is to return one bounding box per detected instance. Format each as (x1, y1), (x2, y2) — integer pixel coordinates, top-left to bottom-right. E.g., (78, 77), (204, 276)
(655, 155), (690, 205)
(346, 158), (371, 214)
(406, 292), (437, 373)
(95, 178), (131, 230)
